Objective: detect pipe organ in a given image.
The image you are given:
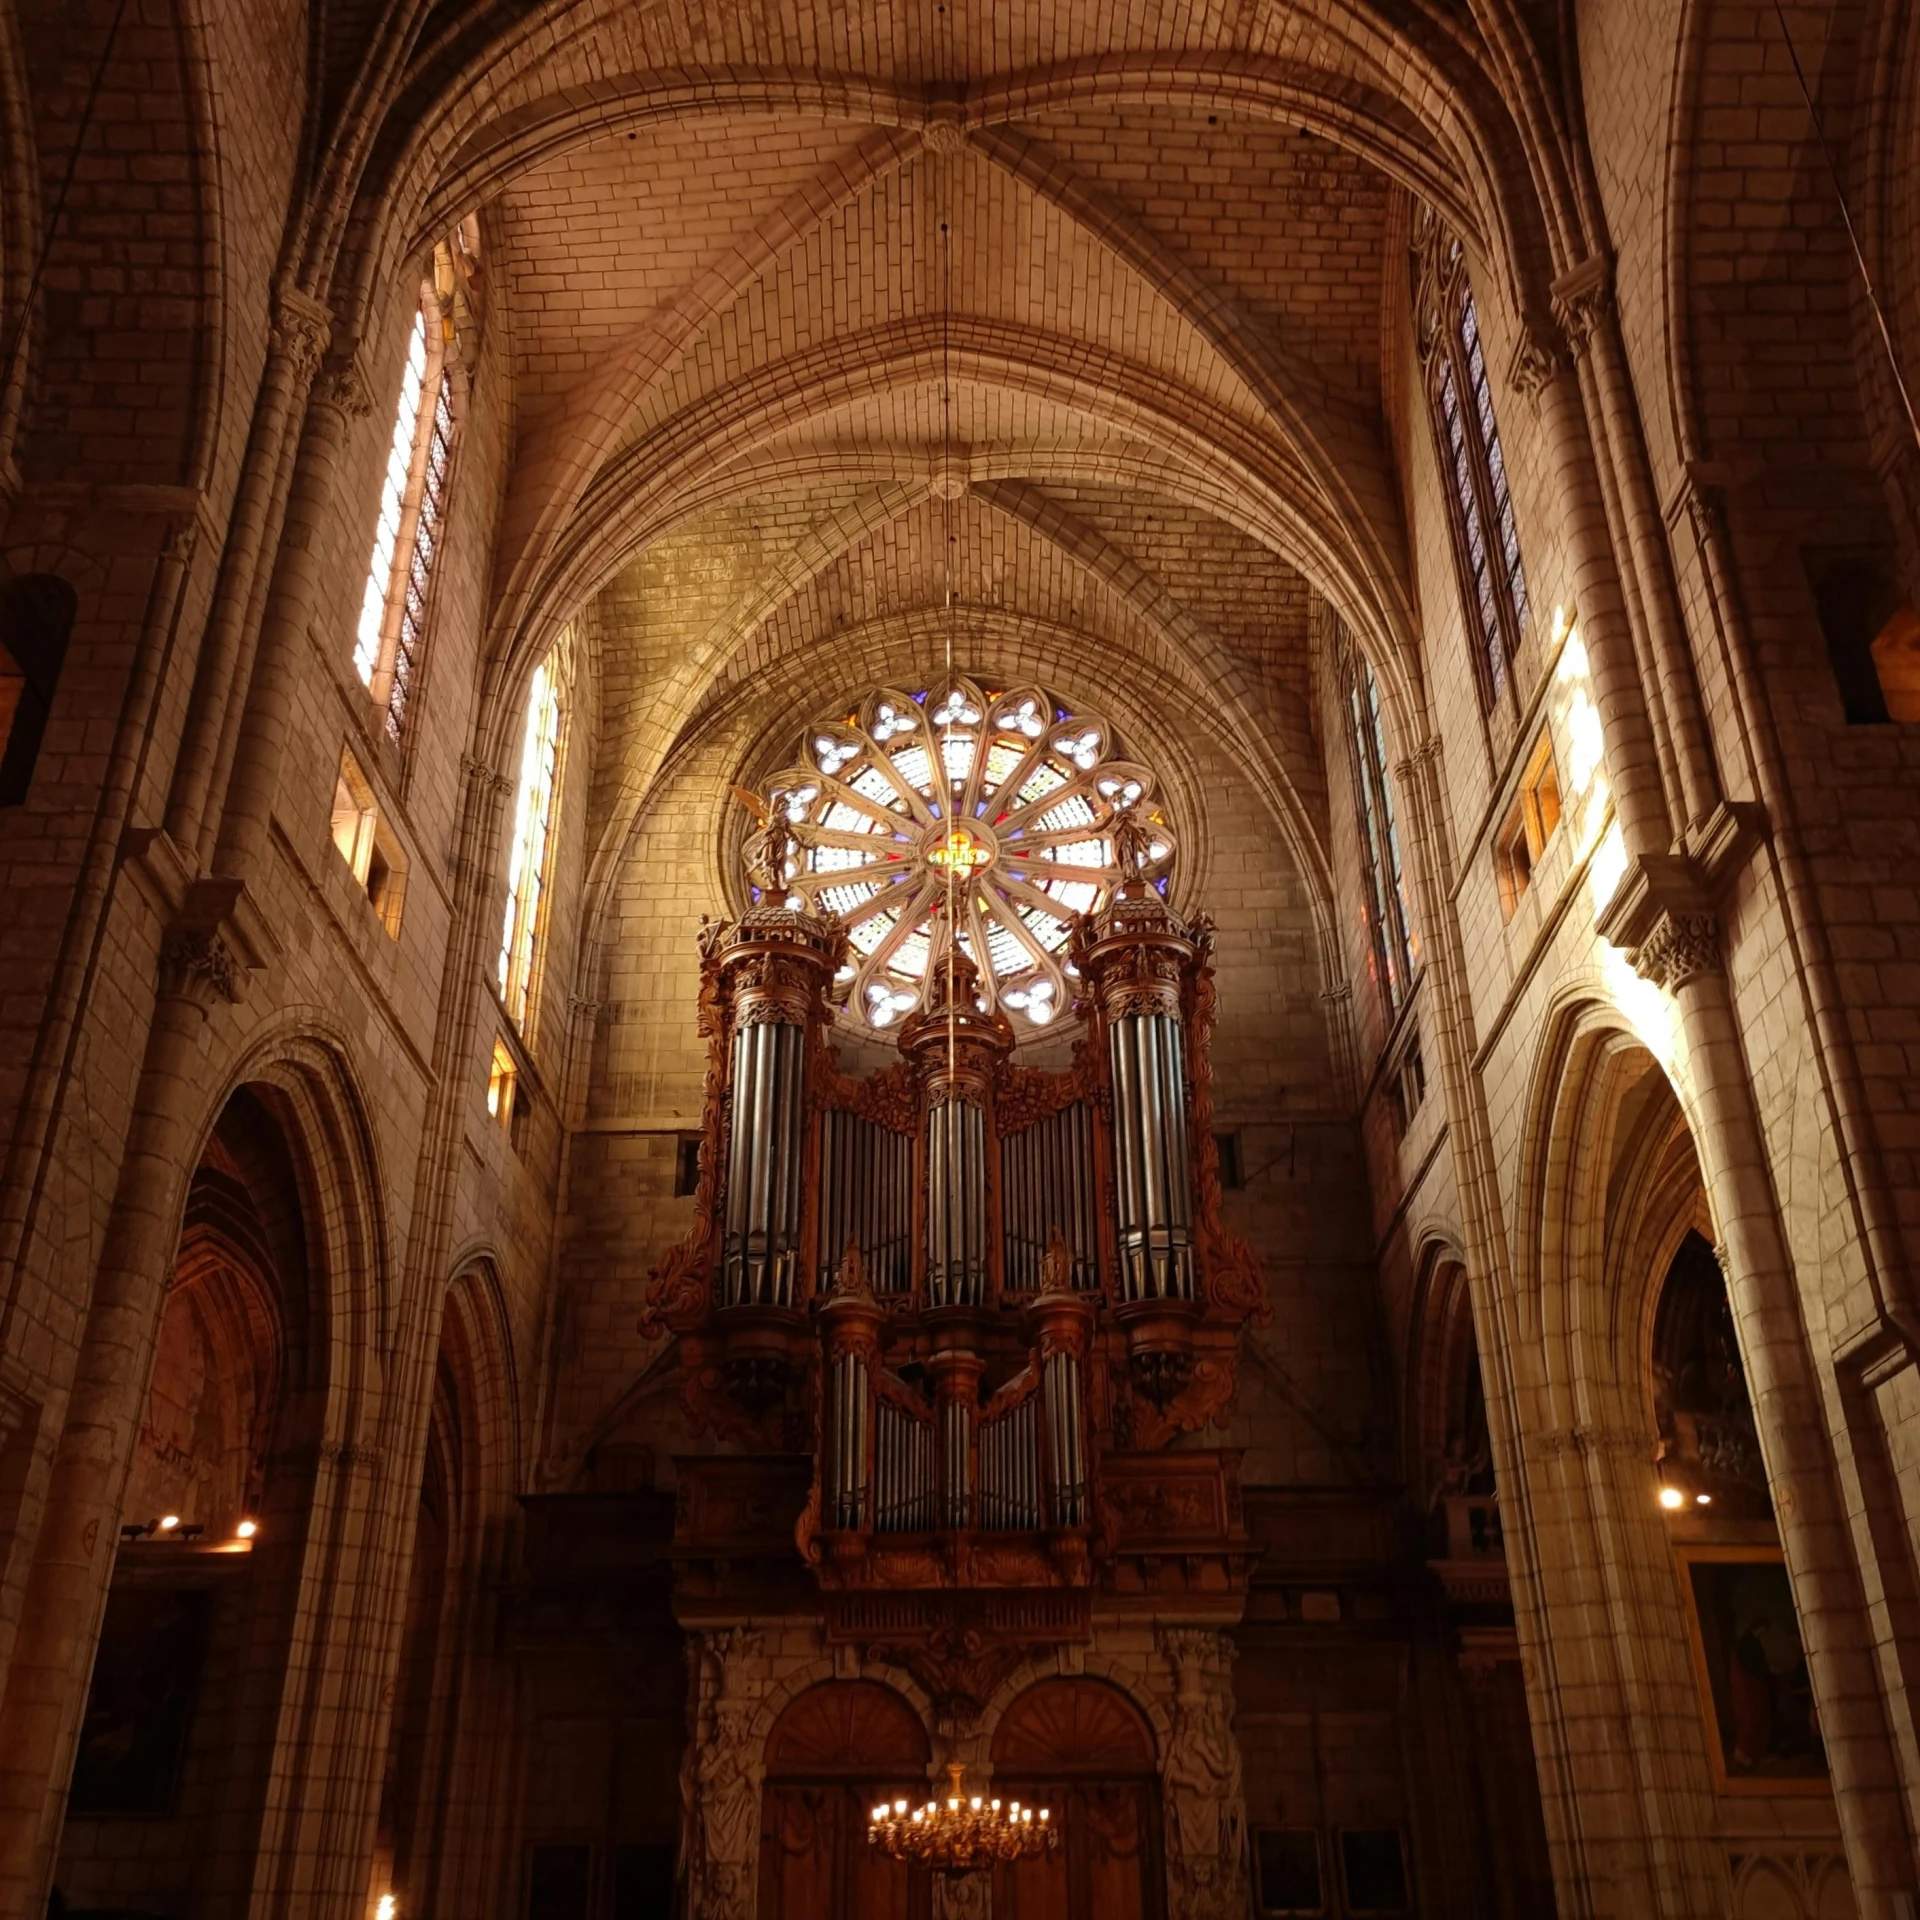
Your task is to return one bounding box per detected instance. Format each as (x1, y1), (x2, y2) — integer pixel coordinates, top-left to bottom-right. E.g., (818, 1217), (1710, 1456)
(642, 886), (1269, 1597)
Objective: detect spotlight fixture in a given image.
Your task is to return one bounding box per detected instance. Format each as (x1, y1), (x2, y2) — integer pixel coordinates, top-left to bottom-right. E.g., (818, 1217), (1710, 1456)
(1658, 1486), (1685, 1511)
(178, 1523), (205, 1541)
(119, 1522), (152, 1542)
(236, 1519), (259, 1540)
(376, 1895), (397, 1920)
(157, 1514), (181, 1533)
(1695, 1493), (1712, 1507)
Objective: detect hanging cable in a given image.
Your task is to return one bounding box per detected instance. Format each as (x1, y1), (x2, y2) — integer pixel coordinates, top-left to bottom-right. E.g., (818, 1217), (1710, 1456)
(1767, 0), (1920, 454)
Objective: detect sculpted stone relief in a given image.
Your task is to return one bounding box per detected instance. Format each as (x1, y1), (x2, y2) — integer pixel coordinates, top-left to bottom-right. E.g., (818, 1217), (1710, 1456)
(1157, 1629), (1251, 1920)
(681, 1629), (765, 1920)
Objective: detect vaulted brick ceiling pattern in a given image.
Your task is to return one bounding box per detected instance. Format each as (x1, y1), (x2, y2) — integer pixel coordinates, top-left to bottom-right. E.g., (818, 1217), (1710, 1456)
(458, 5), (1416, 913)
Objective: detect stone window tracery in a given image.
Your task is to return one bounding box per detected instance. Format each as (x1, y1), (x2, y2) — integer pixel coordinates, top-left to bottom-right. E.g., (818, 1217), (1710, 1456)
(355, 292), (458, 750)
(746, 673), (1174, 1036)
(1337, 627), (1417, 1015)
(497, 630), (572, 1034)
(1415, 212), (1530, 711)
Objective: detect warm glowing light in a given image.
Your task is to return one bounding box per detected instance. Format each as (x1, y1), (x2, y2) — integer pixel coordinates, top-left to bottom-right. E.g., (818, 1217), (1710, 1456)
(376, 1896), (397, 1920)
(927, 825), (991, 874)
(158, 1515), (180, 1532)
(869, 1764), (1056, 1869)
(1696, 1493), (1713, 1507)
(236, 1519), (259, 1540)
(1659, 1486), (1685, 1511)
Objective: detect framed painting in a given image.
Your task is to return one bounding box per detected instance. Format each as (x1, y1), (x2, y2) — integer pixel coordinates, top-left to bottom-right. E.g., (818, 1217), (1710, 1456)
(68, 1586), (210, 1817)
(1676, 1545), (1828, 1794)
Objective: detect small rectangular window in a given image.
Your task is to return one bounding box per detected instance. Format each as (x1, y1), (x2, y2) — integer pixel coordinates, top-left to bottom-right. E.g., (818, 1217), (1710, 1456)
(1213, 1130), (1244, 1190)
(674, 1135), (702, 1198)
(1804, 547), (1920, 724)
(612, 1844), (675, 1920)
(488, 1037), (517, 1127)
(1339, 1828), (1410, 1913)
(1495, 731), (1560, 920)
(330, 746), (406, 936)
(1255, 1827), (1325, 1914)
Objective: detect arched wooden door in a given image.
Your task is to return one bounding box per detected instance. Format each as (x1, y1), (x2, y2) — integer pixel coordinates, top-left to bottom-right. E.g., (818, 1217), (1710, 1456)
(758, 1681), (933, 1919)
(990, 1679), (1165, 1920)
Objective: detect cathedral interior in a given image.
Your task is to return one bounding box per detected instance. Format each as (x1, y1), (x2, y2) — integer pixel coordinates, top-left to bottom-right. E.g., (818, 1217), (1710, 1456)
(2, 2), (1919, 1917)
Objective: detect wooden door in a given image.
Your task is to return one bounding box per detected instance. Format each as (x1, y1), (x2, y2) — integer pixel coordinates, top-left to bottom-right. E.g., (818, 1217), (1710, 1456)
(989, 1679), (1165, 1920)
(757, 1682), (933, 1920)
(990, 1779), (1161, 1920)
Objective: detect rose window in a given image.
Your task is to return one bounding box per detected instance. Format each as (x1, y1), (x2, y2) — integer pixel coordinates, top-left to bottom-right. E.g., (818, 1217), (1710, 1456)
(745, 675), (1175, 1035)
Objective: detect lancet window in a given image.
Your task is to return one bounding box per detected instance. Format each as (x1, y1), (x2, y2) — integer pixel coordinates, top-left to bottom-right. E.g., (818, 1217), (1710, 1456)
(1339, 628), (1417, 1015)
(743, 675), (1174, 1037)
(497, 631), (572, 1034)
(1415, 210), (1530, 710)
(355, 294), (457, 749)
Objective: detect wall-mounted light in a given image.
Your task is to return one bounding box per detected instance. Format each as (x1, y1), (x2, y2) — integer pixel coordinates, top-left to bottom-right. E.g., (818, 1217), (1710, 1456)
(157, 1514), (180, 1533)
(1658, 1486), (1685, 1511)
(376, 1894), (397, 1920)
(1695, 1493), (1712, 1507)
(236, 1519), (259, 1540)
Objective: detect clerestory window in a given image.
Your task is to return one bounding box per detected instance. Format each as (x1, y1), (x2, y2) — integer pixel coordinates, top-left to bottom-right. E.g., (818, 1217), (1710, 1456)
(497, 631), (573, 1034)
(355, 294), (457, 751)
(1414, 212), (1530, 711)
(1338, 624), (1418, 1016)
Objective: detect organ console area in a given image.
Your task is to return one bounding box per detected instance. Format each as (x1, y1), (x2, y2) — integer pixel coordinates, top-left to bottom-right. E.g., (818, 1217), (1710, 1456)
(641, 873), (1271, 1655)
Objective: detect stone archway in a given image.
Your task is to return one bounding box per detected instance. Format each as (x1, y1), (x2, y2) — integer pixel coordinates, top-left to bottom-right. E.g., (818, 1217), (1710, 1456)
(757, 1679), (933, 1920)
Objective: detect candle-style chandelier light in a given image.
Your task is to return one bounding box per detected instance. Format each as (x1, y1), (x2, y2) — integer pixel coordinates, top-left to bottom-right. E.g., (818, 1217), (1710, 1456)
(868, 1765), (1056, 1871)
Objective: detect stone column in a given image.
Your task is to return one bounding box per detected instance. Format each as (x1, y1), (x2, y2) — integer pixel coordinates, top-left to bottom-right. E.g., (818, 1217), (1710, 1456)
(1634, 920), (1918, 1914)
(0, 937), (242, 1920)
(211, 354), (373, 880)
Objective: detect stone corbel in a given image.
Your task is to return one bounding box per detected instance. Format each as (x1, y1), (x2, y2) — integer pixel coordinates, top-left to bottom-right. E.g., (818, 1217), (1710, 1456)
(135, 839), (280, 1009)
(1593, 850), (1721, 991)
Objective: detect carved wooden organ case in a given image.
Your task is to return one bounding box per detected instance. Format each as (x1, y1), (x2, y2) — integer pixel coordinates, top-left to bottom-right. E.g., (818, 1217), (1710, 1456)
(641, 888), (1270, 1602)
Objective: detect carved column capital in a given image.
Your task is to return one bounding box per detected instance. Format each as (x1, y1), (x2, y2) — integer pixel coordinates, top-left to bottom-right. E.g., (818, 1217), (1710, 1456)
(159, 928), (241, 1007)
(1549, 255), (1615, 358)
(1632, 908), (1721, 991)
(313, 356), (375, 420)
(270, 285), (333, 389)
(462, 752), (514, 797)
(1508, 317), (1568, 398)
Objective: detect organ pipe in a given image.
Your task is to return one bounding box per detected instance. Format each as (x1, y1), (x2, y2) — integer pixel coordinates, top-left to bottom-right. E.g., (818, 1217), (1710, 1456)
(722, 1017), (808, 1304)
(1107, 1011), (1195, 1301)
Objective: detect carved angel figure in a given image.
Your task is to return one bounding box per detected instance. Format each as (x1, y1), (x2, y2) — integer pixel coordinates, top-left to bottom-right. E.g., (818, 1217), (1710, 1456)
(1038, 1226), (1076, 1296)
(1109, 794), (1157, 886)
(730, 783), (799, 896)
(1160, 1632), (1250, 1920)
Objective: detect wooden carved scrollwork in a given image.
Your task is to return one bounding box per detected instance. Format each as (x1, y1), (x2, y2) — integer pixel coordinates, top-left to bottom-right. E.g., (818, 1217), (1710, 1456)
(639, 933), (731, 1340)
(1184, 928), (1270, 1328)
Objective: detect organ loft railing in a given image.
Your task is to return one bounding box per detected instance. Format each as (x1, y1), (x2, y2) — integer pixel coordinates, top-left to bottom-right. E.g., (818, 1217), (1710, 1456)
(640, 885), (1269, 1594)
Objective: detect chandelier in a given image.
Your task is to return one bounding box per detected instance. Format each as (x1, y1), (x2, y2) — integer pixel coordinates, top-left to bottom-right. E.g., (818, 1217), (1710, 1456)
(868, 1765), (1057, 1871)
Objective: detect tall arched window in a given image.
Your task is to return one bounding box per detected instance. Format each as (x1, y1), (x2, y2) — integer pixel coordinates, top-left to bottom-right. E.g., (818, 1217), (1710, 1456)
(497, 631), (573, 1033)
(1414, 210), (1530, 710)
(355, 292), (457, 750)
(1338, 625), (1417, 1015)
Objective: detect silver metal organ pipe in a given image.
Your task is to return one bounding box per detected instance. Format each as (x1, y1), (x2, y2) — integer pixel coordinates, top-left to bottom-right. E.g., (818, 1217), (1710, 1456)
(1109, 1014), (1195, 1301)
